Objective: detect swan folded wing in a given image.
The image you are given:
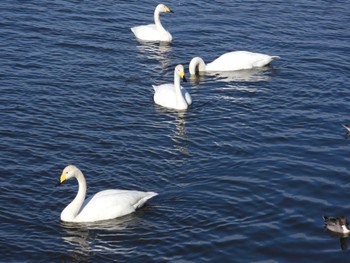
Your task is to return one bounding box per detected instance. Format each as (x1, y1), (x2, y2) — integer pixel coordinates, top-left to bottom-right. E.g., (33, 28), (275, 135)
(153, 84), (177, 108)
(207, 51), (275, 71)
(131, 24), (163, 41)
(183, 88), (192, 105)
(251, 55), (278, 68)
(153, 84), (191, 107)
(76, 190), (157, 222)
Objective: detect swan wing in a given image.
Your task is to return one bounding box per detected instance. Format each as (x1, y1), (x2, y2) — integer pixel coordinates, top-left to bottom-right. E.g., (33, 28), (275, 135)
(131, 24), (160, 41)
(153, 84), (177, 108)
(76, 190), (157, 222)
(131, 24), (171, 42)
(182, 87), (192, 105)
(153, 84), (191, 108)
(206, 51), (279, 71)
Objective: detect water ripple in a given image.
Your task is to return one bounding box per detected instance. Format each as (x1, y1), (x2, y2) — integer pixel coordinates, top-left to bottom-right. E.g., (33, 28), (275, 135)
(1, 0), (350, 261)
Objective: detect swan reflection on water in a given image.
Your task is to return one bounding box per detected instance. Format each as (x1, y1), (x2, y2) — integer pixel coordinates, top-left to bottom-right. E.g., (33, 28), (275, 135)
(59, 213), (142, 260)
(171, 112), (189, 154)
(136, 42), (172, 70)
(190, 67), (274, 84)
(155, 107), (189, 155)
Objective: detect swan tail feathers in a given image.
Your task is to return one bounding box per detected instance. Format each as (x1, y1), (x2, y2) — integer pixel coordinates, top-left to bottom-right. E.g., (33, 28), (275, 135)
(134, 192), (158, 210)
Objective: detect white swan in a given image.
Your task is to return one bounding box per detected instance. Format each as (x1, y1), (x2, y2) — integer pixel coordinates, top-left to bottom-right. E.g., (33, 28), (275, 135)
(153, 64), (192, 110)
(56, 165), (158, 223)
(189, 51), (280, 74)
(131, 4), (173, 42)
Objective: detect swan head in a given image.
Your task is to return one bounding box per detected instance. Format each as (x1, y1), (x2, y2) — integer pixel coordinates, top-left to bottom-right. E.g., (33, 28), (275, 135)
(175, 64), (187, 82)
(189, 57), (206, 75)
(156, 4), (173, 13)
(56, 165), (79, 186)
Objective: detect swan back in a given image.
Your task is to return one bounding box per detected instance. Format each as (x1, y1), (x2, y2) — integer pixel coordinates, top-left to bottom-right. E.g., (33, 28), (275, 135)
(76, 190), (158, 222)
(205, 51), (280, 72)
(189, 57), (206, 75)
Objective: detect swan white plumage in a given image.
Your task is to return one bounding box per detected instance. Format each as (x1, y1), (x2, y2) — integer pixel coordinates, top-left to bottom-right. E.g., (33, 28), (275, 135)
(131, 4), (173, 42)
(153, 64), (192, 110)
(189, 51), (280, 74)
(56, 165), (158, 223)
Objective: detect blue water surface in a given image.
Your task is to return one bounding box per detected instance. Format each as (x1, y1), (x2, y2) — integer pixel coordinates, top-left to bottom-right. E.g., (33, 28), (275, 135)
(1, 0), (350, 261)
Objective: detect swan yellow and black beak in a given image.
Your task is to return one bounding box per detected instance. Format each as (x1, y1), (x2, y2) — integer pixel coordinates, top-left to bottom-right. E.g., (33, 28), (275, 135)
(56, 173), (66, 186)
(165, 6), (174, 13)
(180, 71), (187, 82)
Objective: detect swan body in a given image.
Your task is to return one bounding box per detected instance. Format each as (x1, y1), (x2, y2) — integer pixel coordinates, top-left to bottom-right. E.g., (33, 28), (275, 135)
(57, 165), (158, 223)
(153, 64), (191, 110)
(189, 51), (280, 74)
(131, 4), (173, 42)
(323, 216), (350, 234)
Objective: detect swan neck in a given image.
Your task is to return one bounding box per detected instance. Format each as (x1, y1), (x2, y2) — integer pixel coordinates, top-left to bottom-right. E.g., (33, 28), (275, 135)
(154, 7), (165, 32)
(174, 71), (187, 108)
(189, 57), (206, 75)
(61, 169), (87, 222)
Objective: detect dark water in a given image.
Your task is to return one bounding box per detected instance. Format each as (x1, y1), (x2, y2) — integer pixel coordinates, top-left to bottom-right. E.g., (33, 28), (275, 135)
(1, 0), (350, 261)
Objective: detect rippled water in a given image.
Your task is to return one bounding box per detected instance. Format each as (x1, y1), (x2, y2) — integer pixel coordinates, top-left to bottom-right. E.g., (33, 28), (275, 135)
(1, 0), (350, 261)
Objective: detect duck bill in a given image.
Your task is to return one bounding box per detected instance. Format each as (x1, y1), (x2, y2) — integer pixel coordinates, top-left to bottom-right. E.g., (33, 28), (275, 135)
(182, 75), (187, 82)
